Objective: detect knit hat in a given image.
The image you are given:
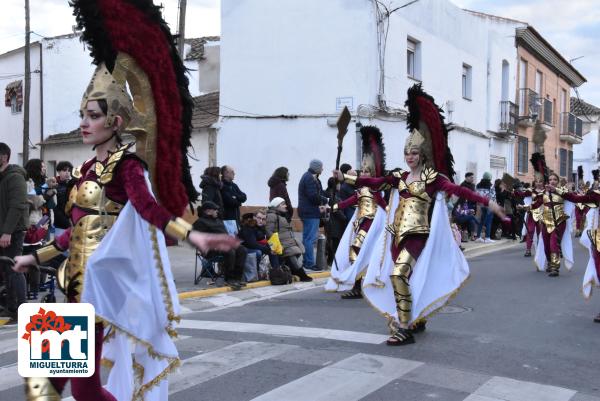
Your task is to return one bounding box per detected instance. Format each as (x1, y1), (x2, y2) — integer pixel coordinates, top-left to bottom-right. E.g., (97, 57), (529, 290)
(200, 201), (219, 212)
(309, 159), (323, 171)
(483, 172), (492, 180)
(269, 197), (285, 208)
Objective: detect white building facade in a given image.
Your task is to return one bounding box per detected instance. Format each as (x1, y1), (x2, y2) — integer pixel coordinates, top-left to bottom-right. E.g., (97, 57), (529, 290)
(571, 98), (600, 184)
(218, 0), (525, 207)
(0, 33), (216, 176)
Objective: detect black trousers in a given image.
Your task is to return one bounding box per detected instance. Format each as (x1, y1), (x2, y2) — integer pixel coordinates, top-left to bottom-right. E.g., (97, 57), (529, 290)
(0, 231), (26, 314)
(217, 246), (247, 281)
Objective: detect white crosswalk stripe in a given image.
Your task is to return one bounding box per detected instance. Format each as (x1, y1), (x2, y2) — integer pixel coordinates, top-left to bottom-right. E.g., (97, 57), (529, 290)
(169, 341), (297, 395)
(178, 319), (389, 344)
(248, 353), (423, 401)
(472, 376), (577, 401)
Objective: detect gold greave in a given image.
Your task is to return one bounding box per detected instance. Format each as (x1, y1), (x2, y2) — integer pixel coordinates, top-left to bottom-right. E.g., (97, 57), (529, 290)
(549, 253), (560, 272)
(391, 248), (416, 325)
(349, 229), (367, 262)
(391, 274), (412, 325)
(349, 247), (358, 263)
(25, 377), (61, 401)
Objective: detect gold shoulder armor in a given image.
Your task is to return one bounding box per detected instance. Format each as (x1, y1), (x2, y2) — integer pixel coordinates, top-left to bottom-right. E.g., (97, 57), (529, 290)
(391, 169), (405, 178)
(421, 167), (438, 184)
(72, 166), (83, 179)
(555, 186), (568, 196)
(98, 142), (136, 185)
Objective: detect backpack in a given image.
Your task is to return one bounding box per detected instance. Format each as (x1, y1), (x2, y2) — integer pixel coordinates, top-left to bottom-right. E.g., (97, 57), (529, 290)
(269, 265), (293, 285)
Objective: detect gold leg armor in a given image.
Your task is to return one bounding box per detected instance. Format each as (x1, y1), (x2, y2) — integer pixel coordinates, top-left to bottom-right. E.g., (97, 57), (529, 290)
(391, 248), (416, 326)
(549, 253), (560, 274)
(25, 378), (61, 401)
(349, 229), (367, 263)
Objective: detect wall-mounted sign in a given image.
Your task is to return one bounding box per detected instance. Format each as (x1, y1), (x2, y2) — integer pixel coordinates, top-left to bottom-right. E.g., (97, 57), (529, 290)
(336, 97), (354, 111)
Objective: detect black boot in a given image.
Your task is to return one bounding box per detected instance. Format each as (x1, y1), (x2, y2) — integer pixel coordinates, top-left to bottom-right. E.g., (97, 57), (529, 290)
(290, 266), (313, 282)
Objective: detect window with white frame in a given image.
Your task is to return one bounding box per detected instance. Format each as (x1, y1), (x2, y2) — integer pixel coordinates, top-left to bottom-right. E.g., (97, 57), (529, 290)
(462, 63), (472, 100)
(517, 136), (528, 174)
(407, 37), (421, 80)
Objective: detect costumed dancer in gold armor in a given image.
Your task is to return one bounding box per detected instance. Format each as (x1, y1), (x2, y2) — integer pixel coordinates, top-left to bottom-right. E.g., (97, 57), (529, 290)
(574, 167), (595, 238)
(334, 84), (505, 345)
(328, 125), (387, 299)
(12, 1), (238, 400)
(514, 173), (545, 257)
(530, 153), (591, 277)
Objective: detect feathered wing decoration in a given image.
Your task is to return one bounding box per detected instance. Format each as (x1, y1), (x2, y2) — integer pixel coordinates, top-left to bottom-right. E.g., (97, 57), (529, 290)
(593, 169), (600, 183)
(530, 152), (549, 183)
(360, 125), (386, 177)
(405, 83), (455, 181)
(71, 0), (198, 216)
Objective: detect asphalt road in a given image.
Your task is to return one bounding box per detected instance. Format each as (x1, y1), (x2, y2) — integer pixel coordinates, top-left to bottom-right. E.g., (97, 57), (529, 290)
(1, 239), (599, 400)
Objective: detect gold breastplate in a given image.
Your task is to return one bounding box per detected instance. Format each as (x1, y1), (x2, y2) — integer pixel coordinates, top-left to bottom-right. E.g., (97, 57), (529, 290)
(356, 187), (377, 221)
(542, 192), (567, 232)
(390, 168), (437, 246)
(73, 178), (124, 214)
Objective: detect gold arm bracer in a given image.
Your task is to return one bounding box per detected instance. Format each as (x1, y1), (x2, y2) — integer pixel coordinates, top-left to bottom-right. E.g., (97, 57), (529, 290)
(34, 242), (63, 265)
(164, 217), (193, 241)
(343, 173), (357, 185)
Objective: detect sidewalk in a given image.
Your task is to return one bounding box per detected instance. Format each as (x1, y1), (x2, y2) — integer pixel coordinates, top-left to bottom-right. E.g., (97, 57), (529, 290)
(171, 237), (520, 300)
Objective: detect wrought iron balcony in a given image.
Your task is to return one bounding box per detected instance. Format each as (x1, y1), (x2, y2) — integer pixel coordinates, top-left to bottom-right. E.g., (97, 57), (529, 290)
(517, 88), (540, 127)
(541, 98), (553, 130)
(559, 112), (582, 144)
(499, 101), (517, 135)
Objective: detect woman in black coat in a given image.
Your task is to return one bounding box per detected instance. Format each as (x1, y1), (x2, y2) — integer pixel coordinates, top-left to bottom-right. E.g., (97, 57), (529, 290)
(199, 166), (224, 213)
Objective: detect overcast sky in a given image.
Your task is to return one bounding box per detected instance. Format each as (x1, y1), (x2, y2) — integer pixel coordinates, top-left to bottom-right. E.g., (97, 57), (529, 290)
(1, 0), (598, 106)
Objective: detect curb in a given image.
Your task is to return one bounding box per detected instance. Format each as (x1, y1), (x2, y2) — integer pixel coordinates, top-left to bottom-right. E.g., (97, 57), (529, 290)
(176, 241), (515, 301)
(178, 271), (331, 300)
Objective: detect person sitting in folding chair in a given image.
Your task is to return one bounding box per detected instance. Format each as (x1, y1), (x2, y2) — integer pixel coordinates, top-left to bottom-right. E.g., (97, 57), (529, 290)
(193, 201), (247, 290)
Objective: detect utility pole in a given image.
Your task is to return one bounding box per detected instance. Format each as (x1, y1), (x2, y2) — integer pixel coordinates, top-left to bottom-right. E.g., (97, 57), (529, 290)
(177, 0), (187, 59)
(22, 0), (31, 163)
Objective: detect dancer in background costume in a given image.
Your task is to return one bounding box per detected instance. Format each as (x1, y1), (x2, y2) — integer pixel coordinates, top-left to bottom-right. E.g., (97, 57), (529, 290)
(530, 154), (591, 277)
(12, 1), (238, 400)
(574, 166), (591, 238)
(514, 176), (545, 257)
(334, 84), (504, 345)
(325, 126), (387, 299)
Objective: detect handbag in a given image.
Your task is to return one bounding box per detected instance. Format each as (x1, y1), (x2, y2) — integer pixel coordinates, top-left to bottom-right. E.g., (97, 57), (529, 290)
(267, 216), (284, 255)
(269, 265), (292, 285)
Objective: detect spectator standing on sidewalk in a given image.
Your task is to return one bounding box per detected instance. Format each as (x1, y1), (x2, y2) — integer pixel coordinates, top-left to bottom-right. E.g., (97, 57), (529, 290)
(475, 172), (496, 243)
(0, 143), (28, 323)
(338, 163), (356, 223)
(220, 165), (247, 235)
(298, 159), (329, 271)
(199, 166), (224, 213)
(324, 177), (348, 266)
(53, 161), (75, 237)
(268, 166), (294, 222)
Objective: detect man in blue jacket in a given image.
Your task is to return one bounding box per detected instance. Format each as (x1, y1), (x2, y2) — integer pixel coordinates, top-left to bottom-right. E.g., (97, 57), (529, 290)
(298, 159), (329, 271)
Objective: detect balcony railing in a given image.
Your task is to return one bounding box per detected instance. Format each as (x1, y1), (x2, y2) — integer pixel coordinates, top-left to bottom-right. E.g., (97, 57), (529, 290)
(559, 112), (583, 143)
(518, 88), (540, 125)
(542, 98), (553, 126)
(499, 101), (517, 134)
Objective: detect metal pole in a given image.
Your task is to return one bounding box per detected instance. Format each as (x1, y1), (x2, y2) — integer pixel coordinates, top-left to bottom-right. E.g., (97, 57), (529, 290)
(23, 0), (31, 163)
(177, 0), (187, 60)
